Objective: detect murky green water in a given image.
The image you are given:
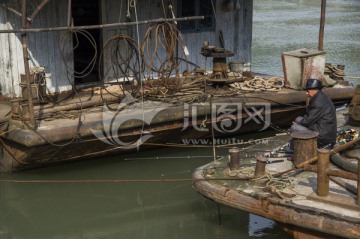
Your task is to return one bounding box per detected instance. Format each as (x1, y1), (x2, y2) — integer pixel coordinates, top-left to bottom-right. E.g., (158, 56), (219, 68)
(1, 1), (359, 238)
(0, 133), (291, 239)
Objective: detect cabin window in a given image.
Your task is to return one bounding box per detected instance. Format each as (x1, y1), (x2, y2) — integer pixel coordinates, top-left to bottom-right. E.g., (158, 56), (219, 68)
(178, 0), (216, 32)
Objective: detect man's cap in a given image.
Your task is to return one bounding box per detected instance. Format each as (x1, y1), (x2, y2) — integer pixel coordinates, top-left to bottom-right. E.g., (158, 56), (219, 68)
(305, 78), (323, 90)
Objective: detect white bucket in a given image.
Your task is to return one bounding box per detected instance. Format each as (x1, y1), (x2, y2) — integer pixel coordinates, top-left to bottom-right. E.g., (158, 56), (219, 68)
(229, 61), (244, 73)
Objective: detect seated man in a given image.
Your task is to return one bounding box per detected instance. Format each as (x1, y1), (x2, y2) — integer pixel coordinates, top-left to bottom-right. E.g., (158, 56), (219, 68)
(286, 78), (337, 152)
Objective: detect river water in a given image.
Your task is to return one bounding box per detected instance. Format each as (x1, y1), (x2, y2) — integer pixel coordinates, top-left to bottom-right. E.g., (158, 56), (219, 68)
(1, 1), (359, 238)
(252, 0), (360, 84)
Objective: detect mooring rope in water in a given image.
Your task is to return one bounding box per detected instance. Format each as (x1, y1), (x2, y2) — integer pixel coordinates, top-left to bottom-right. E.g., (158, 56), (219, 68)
(0, 177), (257, 184)
(124, 155), (224, 161)
(0, 178), (193, 183)
(144, 135), (280, 148)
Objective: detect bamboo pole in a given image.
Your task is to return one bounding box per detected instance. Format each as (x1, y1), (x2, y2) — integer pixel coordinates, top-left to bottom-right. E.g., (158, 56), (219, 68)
(21, 0), (36, 129)
(0, 16), (204, 34)
(29, 0), (50, 22)
(67, 0), (72, 28)
(1, 1), (50, 24)
(0, 4), (22, 17)
(318, 0), (326, 51)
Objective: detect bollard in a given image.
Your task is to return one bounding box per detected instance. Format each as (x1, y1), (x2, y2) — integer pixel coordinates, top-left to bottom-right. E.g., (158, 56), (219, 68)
(254, 155), (268, 177)
(228, 148), (240, 171)
(291, 131), (319, 166)
(317, 148), (330, 197)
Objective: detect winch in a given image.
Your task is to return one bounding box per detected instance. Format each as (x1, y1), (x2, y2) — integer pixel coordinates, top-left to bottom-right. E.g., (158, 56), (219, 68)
(200, 41), (234, 81)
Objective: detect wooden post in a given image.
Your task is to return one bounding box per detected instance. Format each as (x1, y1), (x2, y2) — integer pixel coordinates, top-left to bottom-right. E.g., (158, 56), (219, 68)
(228, 148), (240, 171)
(317, 148), (330, 197)
(21, 0), (36, 129)
(291, 131), (319, 166)
(318, 0), (326, 51)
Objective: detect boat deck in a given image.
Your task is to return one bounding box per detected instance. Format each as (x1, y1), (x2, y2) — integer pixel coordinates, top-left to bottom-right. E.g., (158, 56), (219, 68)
(192, 109), (360, 239)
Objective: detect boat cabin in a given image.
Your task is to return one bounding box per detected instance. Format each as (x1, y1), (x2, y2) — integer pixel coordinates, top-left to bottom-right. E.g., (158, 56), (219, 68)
(0, 0), (253, 98)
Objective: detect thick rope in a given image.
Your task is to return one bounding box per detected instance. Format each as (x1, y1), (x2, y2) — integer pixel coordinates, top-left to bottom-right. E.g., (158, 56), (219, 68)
(231, 76), (284, 92)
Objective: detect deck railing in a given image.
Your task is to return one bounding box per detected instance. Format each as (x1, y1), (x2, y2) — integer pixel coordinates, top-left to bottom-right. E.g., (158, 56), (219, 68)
(302, 138), (360, 204)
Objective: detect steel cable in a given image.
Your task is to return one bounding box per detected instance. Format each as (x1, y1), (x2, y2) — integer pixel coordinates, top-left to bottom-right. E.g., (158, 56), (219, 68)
(99, 34), (142, 98)
(141, 22), (189, 92)
(60, 30), (98, 79)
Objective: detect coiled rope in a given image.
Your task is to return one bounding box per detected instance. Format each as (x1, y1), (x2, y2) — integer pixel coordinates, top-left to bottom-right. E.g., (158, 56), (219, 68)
(141, 21), (189, 92)
(231, 76), (284, 92)
(99, 34), (142, 97)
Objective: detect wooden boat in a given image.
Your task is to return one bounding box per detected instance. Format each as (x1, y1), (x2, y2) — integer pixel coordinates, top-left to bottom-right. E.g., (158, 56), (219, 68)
(192, 106), (360, 239)
(0, 83), (354, 172)
(0, 1), (355, 172)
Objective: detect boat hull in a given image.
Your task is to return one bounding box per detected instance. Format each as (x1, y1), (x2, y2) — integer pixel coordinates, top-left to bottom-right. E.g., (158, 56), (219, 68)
(0, 87), (354, 172)
(192, 163), (360, 239)
(0, 105), (304, 172)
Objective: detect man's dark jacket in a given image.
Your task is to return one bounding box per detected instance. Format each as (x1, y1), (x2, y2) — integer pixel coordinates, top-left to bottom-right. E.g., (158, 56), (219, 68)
(297, 90), (337, 147)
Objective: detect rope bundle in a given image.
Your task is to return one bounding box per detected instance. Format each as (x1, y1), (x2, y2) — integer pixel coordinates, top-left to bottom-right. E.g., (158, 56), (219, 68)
(99, 34), (142, 97)
(231, 76), (284, 92)
(60, 30), (98, 79)
(143, 84), (209, 104)
(141, 21), (189, 92)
